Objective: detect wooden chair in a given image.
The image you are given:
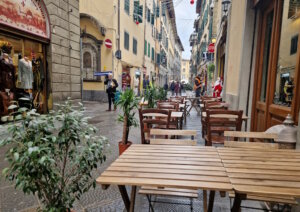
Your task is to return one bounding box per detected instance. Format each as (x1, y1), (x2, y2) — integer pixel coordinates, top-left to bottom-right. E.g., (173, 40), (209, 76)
(157, 102), (180, 129)
(224, 141), (297, 210)
(224, 131), (278, 142)
(138, 108), (171, 144)
(139, 129), (200, 211)
(205, 110), (243, 146)
(201, 102), (228, 138)
(149, 129), (197, 145)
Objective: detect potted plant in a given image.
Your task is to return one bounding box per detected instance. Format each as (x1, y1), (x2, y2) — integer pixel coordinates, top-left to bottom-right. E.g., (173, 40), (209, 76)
(157, 87), (168, 101)
(144, 86), (157, 108)
(116, 89), (139, 155)
(0, 99), (109, 211)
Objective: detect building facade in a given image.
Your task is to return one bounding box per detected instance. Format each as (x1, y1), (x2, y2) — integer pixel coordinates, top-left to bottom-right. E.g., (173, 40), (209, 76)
(181, 59), (191, 83)
(213, 0), (300, 133)
(0, 0), (81, 119)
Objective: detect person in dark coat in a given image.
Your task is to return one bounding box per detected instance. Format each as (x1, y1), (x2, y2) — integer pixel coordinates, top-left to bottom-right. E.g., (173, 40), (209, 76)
(170, 81), (175, 96)
(104, 73), (118, 111)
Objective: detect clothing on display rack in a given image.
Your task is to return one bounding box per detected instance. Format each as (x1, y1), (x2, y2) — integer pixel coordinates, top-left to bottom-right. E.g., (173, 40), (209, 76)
(0, 54), (16, 91)
(18, 57), (33, 89)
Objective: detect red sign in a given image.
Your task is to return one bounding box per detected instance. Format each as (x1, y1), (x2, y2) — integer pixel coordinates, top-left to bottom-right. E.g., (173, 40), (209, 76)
(105, 39), (112, 49)
(208, 43), (215, 53)
(0, 0), (50, 40)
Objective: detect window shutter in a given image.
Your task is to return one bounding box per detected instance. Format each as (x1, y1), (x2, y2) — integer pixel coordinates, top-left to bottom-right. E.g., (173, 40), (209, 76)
(144, 40), (147, 55)
(156, 6), (160, 17)
(151, 13), (155, 25)
(151, 47), (154, 61)
(125, 0), (130, 14)
(148, 43), (150, 57)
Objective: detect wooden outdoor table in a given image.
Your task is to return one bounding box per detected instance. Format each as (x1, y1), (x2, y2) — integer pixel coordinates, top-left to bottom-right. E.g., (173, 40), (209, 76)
(202, 112), (249, 121)
(97, 145), (233, 212)
(143, 111), (184, 129)
(186, 97), (201, 116)
(217, 147), (300, 211)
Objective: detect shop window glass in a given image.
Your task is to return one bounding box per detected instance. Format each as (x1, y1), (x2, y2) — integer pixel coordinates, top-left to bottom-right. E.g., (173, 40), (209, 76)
(260, 11), (274, 102)
(273, 0), (300, 107)
(83, 52), (92, 68)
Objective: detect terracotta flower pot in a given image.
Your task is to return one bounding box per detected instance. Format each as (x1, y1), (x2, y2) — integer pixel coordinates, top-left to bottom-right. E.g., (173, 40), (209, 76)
(118, 141), (132, 155)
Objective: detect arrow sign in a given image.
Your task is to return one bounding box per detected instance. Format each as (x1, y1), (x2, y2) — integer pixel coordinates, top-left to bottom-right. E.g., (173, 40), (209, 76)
(104, 39), (112, 49)
(94, 71), (112, 76)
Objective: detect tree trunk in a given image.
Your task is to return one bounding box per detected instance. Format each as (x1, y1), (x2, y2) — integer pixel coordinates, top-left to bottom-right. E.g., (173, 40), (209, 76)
(122, 115), (128, 144)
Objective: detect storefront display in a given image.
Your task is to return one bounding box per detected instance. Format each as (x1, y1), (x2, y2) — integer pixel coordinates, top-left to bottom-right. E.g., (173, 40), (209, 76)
(0, 0), (51, 123)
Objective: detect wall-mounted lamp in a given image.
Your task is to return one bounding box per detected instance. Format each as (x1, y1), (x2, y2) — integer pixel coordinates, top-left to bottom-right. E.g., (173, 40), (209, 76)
(222, 0), (231, 14)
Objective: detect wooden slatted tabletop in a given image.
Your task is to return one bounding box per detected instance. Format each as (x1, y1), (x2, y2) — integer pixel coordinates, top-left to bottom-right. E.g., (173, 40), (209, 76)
(98, 145), (232, 190)
(217, 147), (300, 210)
(142, 111), (183, 118)
(202, 112), (249, 120)
(97, 144), (233, 212)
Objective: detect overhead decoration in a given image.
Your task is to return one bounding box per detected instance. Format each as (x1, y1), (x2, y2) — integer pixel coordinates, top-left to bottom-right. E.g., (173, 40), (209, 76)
(0, 0), (51, 40)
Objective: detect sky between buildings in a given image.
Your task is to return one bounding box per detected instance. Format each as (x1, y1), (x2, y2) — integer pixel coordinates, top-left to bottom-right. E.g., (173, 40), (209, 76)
(174, 0), (197, 60)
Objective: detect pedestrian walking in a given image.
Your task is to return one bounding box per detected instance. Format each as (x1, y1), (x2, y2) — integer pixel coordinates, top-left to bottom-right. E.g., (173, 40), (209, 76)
(170, 81), (175, 96)
(175, 81), (180, 96)
(194, 75), (202, 97)
(163, 82), (168, 91)
(104, 73), (118, 111)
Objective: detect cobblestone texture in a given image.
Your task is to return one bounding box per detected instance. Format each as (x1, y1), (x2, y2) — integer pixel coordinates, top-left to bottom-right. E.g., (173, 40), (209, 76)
(0, 99), (264, 212)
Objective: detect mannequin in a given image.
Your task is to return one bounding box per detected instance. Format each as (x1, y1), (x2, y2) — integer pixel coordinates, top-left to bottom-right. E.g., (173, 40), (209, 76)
(18, 56), (33, 90)
(0, 53), (15, 116)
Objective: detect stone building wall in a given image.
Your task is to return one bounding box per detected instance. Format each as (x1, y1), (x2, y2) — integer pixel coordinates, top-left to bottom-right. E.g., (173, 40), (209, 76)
(44, 0), (81, 103)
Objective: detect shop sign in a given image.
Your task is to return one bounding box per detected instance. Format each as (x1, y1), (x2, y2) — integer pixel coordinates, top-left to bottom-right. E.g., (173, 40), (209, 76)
(104, 39), (112, 49)
(208, 43), (215, 53)
(0, 0), (51, 40)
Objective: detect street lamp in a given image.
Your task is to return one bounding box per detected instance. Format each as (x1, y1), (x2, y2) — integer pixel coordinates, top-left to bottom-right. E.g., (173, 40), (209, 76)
(222, 0), (231, 14)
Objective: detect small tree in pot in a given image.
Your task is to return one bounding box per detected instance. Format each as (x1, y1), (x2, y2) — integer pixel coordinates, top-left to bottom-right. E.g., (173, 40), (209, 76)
(0, 99), (109, 211)
(116, 89), (139, 155)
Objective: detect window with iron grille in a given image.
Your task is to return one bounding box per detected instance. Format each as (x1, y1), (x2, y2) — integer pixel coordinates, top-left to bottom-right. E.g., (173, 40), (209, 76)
(125, 0), (130, 14)
(124, 31), (129, 50)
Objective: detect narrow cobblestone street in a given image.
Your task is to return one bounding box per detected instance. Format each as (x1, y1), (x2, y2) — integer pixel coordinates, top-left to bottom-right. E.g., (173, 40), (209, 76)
(0, 101), (261, 212)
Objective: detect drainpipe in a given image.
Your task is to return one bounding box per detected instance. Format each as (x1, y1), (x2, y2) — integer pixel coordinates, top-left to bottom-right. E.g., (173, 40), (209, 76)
(245, 8), (257, 130)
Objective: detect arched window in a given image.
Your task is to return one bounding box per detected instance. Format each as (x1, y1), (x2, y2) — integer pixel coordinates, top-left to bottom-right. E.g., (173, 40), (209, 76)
(83, 52), (92, 68)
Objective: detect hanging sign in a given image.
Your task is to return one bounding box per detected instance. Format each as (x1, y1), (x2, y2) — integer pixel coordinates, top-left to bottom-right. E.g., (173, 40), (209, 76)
(0, 0), (51, 40)
(104, 39), (112, 49)
(208, 43), (215, 53)
(94, 71), (112, 76)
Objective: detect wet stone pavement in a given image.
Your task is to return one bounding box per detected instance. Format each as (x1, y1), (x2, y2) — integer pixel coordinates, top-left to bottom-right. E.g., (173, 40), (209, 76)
(0, 101), (262, 212)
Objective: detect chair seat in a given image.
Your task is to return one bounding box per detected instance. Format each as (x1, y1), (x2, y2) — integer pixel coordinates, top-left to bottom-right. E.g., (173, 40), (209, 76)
(139, 186), (198, 198)
(228, 192), (298, 205)
(205, 135), (225, 145)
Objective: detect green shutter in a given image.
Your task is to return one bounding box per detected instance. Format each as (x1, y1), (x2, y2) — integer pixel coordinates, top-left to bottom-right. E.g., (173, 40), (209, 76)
(133, 38), (137, 54)
(147, 9), (151, 22)
(148, 43), (150, 57)
(144, 41), (147, 55)
(151, 13), (154, 25)
(124, 31), (129, 50)
(151, 47), (154, 61)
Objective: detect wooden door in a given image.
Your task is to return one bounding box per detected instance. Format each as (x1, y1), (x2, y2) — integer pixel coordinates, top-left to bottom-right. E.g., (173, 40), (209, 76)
(252, 0), (300, 130)
(252, 0), (276, 132)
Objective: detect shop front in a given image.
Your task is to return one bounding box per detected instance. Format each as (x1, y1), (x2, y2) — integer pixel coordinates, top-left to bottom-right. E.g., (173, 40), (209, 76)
(251, 0), (300, 131)
(0, 0), (50, 122)
(0, 0), (81, 123)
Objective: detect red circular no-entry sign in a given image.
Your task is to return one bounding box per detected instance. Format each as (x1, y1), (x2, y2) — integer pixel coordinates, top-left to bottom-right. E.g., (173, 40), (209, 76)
(105, 39), (112, 49)
(208, 43), (215, 53)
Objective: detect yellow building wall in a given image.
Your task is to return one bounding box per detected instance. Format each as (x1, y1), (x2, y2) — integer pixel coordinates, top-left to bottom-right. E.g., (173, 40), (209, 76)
(80, 0), (117, 91)
(225, 0), (247, 95)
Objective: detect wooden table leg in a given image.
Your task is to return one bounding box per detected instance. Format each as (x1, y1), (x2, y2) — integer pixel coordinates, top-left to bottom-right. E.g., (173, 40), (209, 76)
(231, 193), (243, 212)
(129, 186), (137, 212)
(203, 190), (208, 212)
(118, 185), (130, 211)
(208, 190), (215, 212)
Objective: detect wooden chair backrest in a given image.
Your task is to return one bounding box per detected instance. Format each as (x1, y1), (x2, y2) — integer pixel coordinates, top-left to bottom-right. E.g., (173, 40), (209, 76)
(224, 131), (278, 141)
(150, 129), (197, 146)
(206, 110), (243, 144)
(224, 141), (279, 149)
(157, 102), (179, 111)
(138, 108), (171, 144)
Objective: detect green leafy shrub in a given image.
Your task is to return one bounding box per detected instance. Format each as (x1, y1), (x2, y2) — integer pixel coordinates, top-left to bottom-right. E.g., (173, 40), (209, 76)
(157, 87), (168, 101)
(0, 99), (109, 212)
(144, 86), (157, 108)
(184, 83), (193, 91)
